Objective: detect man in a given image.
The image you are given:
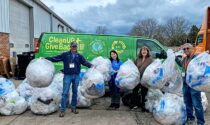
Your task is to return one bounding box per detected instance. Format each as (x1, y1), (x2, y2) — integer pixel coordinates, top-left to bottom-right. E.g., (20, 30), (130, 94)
(176, 43), (205, 125)
(46, 41), (93, 117)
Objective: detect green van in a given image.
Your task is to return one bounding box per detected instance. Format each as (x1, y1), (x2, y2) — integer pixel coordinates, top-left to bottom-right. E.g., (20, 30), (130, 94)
(35, 33), (167, 71)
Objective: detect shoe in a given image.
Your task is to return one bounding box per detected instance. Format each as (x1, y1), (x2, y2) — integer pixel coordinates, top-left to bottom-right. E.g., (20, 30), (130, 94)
(130, 106), (138, 111)
(59, 112), (65, 117)
(71, 109), (79, 114)
(141, 107), (149, 112)
(185, 119), (195, 125)
(114, 104), (120, 109)
(109, 103), (115, 108)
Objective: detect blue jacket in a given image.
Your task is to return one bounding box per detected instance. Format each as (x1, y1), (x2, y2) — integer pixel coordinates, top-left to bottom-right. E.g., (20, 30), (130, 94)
(46, 51), (92, 75)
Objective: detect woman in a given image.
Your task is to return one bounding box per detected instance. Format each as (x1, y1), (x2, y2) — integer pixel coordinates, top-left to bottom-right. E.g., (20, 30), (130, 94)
(131, 46), (153, 112)
(107, 50), (123, 110)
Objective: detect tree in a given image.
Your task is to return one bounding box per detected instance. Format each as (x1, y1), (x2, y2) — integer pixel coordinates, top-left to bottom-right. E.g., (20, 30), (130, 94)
(188, 25), (199, 43)
(164, 16), (190, 46)
(95, 26), (107, 34)
(129, 18), (158, 38)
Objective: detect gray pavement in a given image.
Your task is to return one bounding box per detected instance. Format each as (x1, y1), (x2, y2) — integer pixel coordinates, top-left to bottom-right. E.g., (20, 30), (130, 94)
(0, 79), (209, 125)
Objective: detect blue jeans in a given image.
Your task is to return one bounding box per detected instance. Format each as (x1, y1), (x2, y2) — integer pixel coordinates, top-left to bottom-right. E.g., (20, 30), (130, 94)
(108, 73), (120, 104)
(183, 81), (205, 125)
(60, 74), (80, 112)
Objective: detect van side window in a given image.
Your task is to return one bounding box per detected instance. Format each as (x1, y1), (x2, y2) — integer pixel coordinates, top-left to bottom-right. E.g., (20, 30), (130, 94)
(137, 39), (162, 58)
(196, 34), (203, 45)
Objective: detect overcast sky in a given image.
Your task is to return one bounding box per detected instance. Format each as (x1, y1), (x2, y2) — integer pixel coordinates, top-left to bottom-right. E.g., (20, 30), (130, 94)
(41, 0), (210, 35)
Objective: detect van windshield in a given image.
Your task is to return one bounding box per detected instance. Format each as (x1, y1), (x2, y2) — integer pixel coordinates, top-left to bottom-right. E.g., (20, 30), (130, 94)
(137, 39), (162, 58)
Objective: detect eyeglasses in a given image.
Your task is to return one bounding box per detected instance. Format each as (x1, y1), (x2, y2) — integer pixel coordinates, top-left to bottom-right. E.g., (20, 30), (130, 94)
(183, 47), (190, 51)
(71, 46), (77, 48)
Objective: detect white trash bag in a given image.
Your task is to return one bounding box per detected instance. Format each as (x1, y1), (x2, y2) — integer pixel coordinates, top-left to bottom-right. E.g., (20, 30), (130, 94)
(201, 92), (208, 112)
(30, 88), (60, 115)
(186, 52), (210, 92)
(69, 86), (92, 108)
(80, 68), (105, 99)
(115, 59), (140, 90)
(145, 89), (164, 112)
(49, 72), (64, 96)
(162, 49), (183, 94)
(26, 58), (55, 88)
(91, 56), (112, 81)
(141, 59), (166, 89)
(0, 78), (28, 115)
(153, 93), (187, 125)
(17, 79), (34, 105)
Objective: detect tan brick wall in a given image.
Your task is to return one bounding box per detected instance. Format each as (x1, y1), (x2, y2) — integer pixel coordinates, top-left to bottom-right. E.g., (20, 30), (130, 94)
(0, 32), (10, 58)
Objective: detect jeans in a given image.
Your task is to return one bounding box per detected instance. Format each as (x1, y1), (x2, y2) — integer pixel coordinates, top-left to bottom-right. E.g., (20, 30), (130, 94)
(183, 81), (205, 125)
(108, 73), (120, 104)
(60, 74), (80, 112)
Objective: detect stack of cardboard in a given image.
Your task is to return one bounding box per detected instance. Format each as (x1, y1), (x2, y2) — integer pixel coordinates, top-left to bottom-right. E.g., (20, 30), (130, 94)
(0, 57), (12, 78)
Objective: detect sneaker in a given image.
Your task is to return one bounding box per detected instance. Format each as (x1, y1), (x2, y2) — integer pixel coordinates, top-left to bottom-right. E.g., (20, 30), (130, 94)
(71, 109), (79, 114)
(130, 106), (138, 111)
(186, 119), (195, 125)
(59, 112), (65, 117)
(141, 107), (149, 112)
(106, 103), (116, 110)
(114, 104), (120, 109)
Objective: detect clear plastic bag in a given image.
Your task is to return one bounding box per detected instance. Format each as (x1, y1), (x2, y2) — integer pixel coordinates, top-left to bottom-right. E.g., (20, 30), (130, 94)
(30, 88), (60, 115)
(80, 68), (105, 99)
(162, 49), (183, 94)
(0, 78), (27, 115)
(115, 59), (140, 90)
(201, 92), (208, 112)
(141, 59), (166, 89)
(145, 89), (164, 112)
(91, 56), (112, 81)
(153, 93), (187, 125)
(186, 52), (210, 92)
(69, 86), (92, 108)
(26, 58), (55, 88)
(17, 79), (34, 105)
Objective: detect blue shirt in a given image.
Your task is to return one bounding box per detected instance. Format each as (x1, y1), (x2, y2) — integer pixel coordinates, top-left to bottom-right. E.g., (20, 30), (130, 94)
(111, 60), (123, 71)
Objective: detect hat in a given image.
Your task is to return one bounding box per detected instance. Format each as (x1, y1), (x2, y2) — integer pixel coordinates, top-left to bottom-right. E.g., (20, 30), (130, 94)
(70, 41), (78, 47)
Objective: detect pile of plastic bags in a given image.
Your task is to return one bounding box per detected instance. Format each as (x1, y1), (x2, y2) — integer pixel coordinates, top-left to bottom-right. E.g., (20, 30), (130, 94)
(26, 58), (55, 88)
(91, 56), (112, 81)
(80, 68), (105, 99)
(0, 78), (28, 115)
(141, 59), (166, 89)
(162, 49), (183, 94)
(186, 52), (210, 92)
(115, 60), (140, 90)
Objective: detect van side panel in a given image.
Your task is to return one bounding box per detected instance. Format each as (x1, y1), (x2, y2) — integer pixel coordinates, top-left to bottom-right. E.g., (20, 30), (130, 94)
(36, 33), (164, 71)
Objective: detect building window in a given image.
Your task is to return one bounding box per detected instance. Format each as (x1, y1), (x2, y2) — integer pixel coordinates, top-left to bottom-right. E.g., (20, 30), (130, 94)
(58, 24), (64, 32)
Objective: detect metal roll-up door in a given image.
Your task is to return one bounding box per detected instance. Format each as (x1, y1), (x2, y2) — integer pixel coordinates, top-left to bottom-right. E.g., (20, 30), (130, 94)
(9, 0), (30, 56)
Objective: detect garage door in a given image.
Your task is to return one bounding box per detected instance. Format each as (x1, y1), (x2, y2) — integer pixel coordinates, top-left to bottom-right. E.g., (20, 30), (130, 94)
(9, 0), (30, 56)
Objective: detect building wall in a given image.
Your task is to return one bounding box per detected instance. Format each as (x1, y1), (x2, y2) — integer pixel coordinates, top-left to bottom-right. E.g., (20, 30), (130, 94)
(0, 33), (10, 58)
(33, 3), (51, 38)
(0, 0), (10, 33)
(0, 0), (74, 57)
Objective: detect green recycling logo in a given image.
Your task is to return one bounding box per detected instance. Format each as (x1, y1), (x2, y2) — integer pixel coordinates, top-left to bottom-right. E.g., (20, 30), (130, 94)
(90, 40), (105, 54)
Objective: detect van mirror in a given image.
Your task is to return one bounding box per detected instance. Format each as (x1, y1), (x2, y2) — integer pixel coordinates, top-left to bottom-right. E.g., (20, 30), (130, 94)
(156, 50), (167, 59)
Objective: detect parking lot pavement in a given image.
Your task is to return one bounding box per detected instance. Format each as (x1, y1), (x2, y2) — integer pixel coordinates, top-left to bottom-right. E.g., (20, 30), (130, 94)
(0, 79), (209, 125)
